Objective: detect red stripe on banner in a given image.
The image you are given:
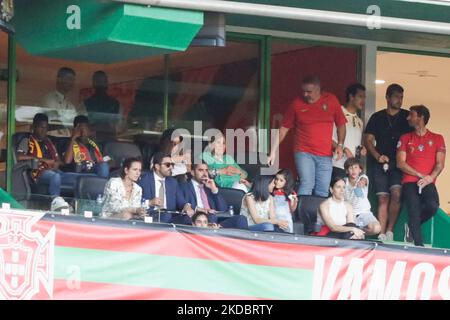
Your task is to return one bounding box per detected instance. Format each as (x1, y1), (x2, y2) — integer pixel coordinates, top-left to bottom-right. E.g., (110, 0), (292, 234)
(34, 220), (450, 272)
(32, 280), (268, 300)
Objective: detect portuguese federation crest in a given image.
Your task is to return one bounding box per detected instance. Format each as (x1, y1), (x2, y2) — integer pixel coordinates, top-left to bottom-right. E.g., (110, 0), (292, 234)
(0, 208), (55, 300)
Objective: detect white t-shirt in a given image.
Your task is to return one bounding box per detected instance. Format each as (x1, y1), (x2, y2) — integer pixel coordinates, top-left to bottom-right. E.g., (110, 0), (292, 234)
(344, 175), (371, 215)
(318, 198), (348, 226)
(332, 106), (364, 169)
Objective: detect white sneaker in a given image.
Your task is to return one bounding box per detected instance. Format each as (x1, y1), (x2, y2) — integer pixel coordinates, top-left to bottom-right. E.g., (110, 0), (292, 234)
(386, 231), (394, 241)
(51, 197), (70, 212)
(378, 233), (387, 241)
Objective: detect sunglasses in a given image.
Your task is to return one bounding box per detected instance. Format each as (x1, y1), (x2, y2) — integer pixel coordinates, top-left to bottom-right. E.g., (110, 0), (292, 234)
(161, 162), (175, 168)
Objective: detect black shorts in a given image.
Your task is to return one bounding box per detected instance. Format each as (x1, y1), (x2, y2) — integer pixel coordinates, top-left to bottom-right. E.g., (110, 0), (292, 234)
(372, 162), (403, 195)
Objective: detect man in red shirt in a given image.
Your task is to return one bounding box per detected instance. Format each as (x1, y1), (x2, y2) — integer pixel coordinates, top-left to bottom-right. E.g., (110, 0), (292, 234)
(397, 105), (446, 246)
(268, 75), (347, 197)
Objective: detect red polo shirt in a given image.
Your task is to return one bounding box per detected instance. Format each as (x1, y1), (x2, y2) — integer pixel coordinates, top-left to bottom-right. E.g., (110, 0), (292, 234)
(397, 130), (446, 183)
(282, 92), (346, 156)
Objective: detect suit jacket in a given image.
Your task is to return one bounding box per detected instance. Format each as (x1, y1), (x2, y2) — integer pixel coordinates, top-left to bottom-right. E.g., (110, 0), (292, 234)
(138, 171), (186, 211)
(179, 180), (227, 212)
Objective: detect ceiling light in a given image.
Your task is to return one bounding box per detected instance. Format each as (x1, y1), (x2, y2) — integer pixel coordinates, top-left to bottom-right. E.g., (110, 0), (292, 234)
(375, 79), (386, 84)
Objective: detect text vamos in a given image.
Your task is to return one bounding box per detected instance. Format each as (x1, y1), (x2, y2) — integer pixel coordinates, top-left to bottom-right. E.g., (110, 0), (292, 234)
(312, 254), (450, 300)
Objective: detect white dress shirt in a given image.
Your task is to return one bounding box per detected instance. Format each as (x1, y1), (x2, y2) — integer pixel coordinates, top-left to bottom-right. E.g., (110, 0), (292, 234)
(153, 172), (167, 209)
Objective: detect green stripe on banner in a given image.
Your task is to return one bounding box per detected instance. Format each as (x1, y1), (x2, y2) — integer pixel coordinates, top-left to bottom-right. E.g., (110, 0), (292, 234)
(54, 246), (313, 300)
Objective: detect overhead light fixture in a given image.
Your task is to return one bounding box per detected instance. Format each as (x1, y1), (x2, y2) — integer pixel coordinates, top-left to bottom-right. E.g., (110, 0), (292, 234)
(375, 79), (386, 84)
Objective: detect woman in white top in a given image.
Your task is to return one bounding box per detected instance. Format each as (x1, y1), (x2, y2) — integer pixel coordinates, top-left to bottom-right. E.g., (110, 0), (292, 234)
(101, 157), (146, 220)
(240, 175), (290, 232)
(317, 177), (365, 240)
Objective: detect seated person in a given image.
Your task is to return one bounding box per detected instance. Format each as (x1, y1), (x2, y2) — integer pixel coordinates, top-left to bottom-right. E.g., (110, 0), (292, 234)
(272, 169), (298, 233)
(138, 152), (194, 223)
(180, 160), (248, 229)
(156, 128), (191, 182)
(16, 113), (71, 211)
(192, 211), (220, 229)
(201, 132), (251, 192)
(101, 157), (146, 220)
(64, 115), (109, 178)
(316, 177), (365, 240)
(343, 158), (381, 236)
(240, 175), (290, 232)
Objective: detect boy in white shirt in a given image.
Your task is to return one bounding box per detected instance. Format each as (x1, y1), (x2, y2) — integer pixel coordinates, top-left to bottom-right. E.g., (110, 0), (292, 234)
(344, 158), (381, 236)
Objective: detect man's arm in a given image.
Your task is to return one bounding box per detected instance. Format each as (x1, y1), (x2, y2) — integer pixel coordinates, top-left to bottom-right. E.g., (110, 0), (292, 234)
(396, 150), (424, 178)
(335, 125), (346, 160)
(268, 126), (290, 165)
(429, 151), (445, 180)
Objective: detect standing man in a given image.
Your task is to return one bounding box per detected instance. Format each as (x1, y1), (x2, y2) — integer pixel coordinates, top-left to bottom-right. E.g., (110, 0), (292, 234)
(268, 75), (347, 198)
(42, 67), (86, 136)
(364, 84), (413, 241)
(397, 105), (445, 246)
(138, 152), (194, 223)
(332, 83), (367, 179)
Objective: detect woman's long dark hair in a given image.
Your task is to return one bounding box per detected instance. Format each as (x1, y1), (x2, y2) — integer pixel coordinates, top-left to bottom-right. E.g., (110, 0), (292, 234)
(120, 157), (142, 179)
(250, 174), (274, 202)
(274, 169), (295, 201)
(158, 128), (184, 155)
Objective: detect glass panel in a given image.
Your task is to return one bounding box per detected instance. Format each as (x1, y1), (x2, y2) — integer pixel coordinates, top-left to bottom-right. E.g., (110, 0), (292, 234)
(0, 32), (8, 189)
(12, 41), (165, 210)
(270, 41), (359, 174)
(168, 41), (260, 133)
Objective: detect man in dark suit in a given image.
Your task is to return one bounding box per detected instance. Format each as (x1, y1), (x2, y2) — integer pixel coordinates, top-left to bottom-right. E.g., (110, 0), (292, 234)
(180, 160), (248, 229)
(138, 152), (194, 223)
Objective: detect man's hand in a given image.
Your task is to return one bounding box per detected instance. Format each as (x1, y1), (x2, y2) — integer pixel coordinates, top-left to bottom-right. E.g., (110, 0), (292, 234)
(204, 178), (218, 193)
(267, 152), (276, 166)
(344, 148), (354, 159)
(183, 203), (195, 217)
(41, 159), (55, 167)
(71, 125), (82, 141)
(378, 155), (390, 163)
(350, 228), (365, 240)
(149, 198), (162, 207)
(335, 145), (344, 160)
(417, 175), (433, 189)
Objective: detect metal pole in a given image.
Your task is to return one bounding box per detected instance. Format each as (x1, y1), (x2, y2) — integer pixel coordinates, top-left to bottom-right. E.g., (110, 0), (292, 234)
(112, 0), (450, 35)
(6, 35), (16, 193)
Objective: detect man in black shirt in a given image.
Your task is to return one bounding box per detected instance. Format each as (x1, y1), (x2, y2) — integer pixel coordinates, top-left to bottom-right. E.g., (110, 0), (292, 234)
(82, 71), (120, 135)
(364, 84), (413, 241)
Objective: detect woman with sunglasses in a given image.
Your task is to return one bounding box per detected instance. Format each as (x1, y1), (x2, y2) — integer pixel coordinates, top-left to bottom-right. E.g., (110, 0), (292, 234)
(101, 157), (146, 220)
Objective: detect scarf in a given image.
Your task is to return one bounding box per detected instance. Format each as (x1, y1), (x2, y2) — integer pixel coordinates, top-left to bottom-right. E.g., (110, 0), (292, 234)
(28, 135), (59, 181)
(72, 138), (103, 164)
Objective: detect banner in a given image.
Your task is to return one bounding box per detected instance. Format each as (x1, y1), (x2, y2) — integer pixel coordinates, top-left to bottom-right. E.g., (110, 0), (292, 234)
(0, 208), (449, 300)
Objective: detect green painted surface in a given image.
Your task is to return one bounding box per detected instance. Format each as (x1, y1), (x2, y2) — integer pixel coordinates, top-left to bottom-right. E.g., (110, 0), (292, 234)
(12, 0), (203, 63)
(54, 246), (314, 299)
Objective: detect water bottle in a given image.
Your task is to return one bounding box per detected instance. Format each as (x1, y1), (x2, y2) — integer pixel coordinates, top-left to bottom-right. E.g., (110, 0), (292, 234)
(96, 194), (104, 205)
(228, 205), (234, 216)
(141, 199), (150, 210)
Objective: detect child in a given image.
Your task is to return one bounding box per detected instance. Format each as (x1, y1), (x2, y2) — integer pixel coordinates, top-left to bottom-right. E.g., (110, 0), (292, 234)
(272, 169), (298, 233)
(343, 158), (381, 236)
(240, 175), (290, 232)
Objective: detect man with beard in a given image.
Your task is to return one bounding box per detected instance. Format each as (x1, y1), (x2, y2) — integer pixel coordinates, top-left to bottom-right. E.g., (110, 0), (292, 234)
(268, 75), (347, 198)
(397, 105), (445, 246)
(180, 160), (249, 229)
(138, 152), (194, 223)
(364, 84), (413, 241)
(331, 83), (367, 180)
